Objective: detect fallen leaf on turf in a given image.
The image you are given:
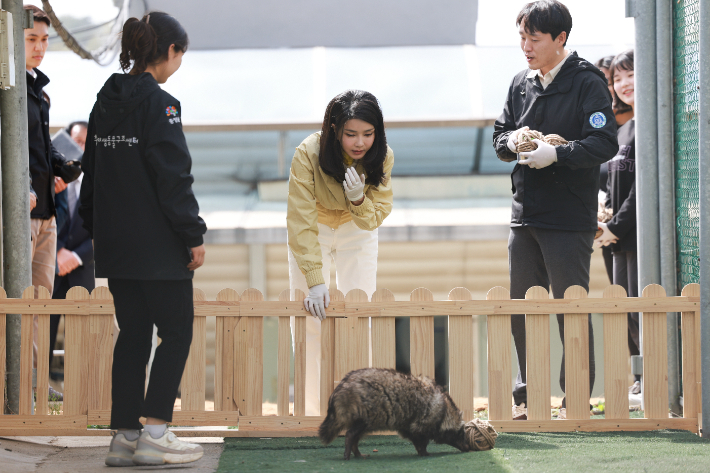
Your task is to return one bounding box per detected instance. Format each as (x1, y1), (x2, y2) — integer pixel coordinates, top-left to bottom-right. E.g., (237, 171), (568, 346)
(373, 449), (378, 452)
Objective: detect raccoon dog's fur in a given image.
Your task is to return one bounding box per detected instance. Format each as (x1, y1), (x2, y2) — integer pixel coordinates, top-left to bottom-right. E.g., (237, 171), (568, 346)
(319, 368), (470, 459)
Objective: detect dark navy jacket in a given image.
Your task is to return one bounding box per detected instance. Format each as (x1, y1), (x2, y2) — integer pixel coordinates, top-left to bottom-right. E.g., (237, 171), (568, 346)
(54, 181), (95, 292)
(79, 73), (206, 280)
(493, 52), (619, 232)
(605, 119), (636, 253)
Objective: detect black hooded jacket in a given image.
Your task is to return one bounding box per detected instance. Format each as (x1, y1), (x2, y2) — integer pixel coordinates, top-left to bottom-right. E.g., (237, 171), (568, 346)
(493, 52), (619, 232)
(605, 119), (636, 253)
(79, 72), (206, 280)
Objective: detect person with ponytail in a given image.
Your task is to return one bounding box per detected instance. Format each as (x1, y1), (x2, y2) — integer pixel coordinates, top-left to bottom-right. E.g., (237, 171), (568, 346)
(79, 12), (207, 466)
(287, 90), (394, 415)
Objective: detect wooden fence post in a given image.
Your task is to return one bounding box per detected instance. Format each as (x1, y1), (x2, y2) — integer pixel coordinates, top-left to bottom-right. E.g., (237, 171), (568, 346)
(321, 289), (341, 415)
(88, 287), (114, 415)
(181, 288), (206, 411)
(215, 288), (240, 412)
(0, 287), (5, 414)
(35, 286), (51, 415)
(345, 289), (370, 371)
(526, 286), (550, 421)
(448, 287), (474, 421)
(642, 284), (669, 419)
(602, 285), (630, 419)
(681, 283), (700, 420)
(236, 289), (264, 416)
(64, 286), (91, 417)
(486, 286), (512, 421)
(563, 285), (590, 420)
(292, 289), (306, 417)
(277, 290), (291, 416)
(410, 288), (435, 379)
(371, 288), (396, 370)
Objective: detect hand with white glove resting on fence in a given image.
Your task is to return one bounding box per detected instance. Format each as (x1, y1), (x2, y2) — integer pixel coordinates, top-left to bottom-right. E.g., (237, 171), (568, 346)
(304, 283), (330, 320)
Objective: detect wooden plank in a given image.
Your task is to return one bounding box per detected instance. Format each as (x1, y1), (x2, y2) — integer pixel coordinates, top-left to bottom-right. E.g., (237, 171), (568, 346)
(0, 415), (88, 429)
(332, 289), (349, 386)
(371, 288), (396, 370)
(64, 286), (91, 416)
(448, 287), (474, 421)
(490, 418), (697, 433)
(239, 416), (324, 431)
(602, 285), (630, 420)
(19, 287), (34, 416)
(242, 289), (264, 416)
(87, 410), (239, 426)
(181, 288), (206, 411)
(88, 287), (114, 412)
(642, 284), (669, 419)
(35, 286), (51, 415)
(410, 288), (435, 379)
(0, 296), (697, 317)
(215, 288), (240, 412)
(320, 289), (339, 416)
(345, 289), (369, 371)
(0, 287), (5, 415)
(681, 284), (700, 419)
(293, 289), (306, 417)
(277, 290), (291, 417)
(526, 286), (550, 421)
(563, 285), (590, 420)
(486, 286), (512, 421)
(374, 298), (698, 317)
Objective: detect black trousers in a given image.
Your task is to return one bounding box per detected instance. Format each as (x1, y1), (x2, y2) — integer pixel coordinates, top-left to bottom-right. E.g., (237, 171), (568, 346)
(612, 250), (641, 382)
(108, 278), (194, 430)
(509, 226), (596, 407)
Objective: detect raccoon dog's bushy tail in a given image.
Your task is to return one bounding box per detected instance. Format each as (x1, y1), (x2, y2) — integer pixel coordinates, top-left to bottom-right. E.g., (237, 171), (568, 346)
(318, 397), (343, 445)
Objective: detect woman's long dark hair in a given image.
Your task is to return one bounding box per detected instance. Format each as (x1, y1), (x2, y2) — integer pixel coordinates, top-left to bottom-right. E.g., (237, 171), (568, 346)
(319, 90), (387, 187)
(119, 11), (189, 74)
(609, 49), (634, 115)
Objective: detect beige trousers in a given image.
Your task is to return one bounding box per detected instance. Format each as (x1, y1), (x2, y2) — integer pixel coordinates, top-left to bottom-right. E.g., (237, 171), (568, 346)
(31, 217), (57, 368)
(288, 221), (377, 416)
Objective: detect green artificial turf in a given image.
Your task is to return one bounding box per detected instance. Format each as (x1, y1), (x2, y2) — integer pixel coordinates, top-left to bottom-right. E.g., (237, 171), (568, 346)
(217, 429), (710, 473)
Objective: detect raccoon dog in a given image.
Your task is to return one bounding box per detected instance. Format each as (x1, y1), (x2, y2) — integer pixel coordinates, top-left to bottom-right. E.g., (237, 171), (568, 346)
(318, 368), (470, 459)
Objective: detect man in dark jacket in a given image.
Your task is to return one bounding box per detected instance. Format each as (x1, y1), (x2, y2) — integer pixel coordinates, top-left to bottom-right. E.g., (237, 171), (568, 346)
(24, 6), (81, 374)
(492, 0), (618, 417)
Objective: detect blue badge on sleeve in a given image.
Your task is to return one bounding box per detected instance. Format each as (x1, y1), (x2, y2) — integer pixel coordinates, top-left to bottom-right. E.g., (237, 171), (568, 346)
(589, 112), (607, 128)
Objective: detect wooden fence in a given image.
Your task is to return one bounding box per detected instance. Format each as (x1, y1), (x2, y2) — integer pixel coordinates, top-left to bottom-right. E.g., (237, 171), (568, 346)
(0, 283), (701, 436)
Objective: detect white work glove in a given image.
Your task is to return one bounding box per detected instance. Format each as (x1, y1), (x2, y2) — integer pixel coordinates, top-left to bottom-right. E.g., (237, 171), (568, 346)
(343, 167), (366, 202)
(507, 126), (530, 153)
(519, 139), (558, 169)
(594, 222), (619, 248)
(304, 283), (330, 320)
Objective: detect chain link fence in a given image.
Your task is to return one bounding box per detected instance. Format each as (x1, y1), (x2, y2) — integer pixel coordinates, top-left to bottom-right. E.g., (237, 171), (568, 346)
(673, 0), (700, 288)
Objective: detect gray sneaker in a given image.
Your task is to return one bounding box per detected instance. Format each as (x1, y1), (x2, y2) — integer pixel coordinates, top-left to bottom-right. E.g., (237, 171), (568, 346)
(133, 430), (204, 465)
(105, 432), (138, 467)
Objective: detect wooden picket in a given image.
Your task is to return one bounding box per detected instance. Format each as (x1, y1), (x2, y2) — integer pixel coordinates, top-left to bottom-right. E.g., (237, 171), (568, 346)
(0, 283), (701, 437)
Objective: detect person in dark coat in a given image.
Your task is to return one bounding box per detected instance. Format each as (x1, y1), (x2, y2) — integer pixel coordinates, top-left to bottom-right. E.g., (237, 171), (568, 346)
(595, 50), (641, 395)
(492, 0), (618, 418)
(50, 122), (94, 388)
(79, 12), (207, 467)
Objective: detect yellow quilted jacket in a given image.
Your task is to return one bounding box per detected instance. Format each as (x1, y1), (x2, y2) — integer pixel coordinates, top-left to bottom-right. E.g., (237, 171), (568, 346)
(287, 132), (394, 287)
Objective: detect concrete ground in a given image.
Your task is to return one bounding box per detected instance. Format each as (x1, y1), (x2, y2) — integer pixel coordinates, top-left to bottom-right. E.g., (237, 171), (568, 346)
(0, 436), (223, 473)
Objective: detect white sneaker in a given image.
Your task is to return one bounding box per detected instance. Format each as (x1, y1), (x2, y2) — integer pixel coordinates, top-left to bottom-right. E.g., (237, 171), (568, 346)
(105, 432), (138, 467)
(132, 430), (204, 465)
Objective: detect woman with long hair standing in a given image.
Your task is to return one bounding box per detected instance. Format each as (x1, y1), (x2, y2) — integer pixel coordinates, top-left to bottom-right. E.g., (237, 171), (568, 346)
(79, 12), (207, 466)
(287, 90), (394, 415)
(594, 49), (641, 397)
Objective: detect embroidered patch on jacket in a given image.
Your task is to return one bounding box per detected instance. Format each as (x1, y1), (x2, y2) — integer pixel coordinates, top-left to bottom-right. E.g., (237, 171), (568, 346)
(165, 106), (178, 117)
(589, 112), (607, 128)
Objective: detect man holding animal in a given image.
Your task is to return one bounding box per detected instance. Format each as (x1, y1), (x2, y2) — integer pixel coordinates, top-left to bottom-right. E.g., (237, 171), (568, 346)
(492, 0), (618, 418)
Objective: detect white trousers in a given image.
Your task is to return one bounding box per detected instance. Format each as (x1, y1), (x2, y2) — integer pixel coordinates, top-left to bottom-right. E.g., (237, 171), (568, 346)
(288, 220), (378, 416)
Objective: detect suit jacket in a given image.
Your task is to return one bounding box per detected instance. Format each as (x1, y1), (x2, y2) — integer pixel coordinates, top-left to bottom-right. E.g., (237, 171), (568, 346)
(54, 184), (95, 295)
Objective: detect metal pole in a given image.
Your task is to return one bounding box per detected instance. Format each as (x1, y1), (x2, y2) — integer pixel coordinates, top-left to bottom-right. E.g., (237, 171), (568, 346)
(0, 0), (32, 415)
(698, 0), (710, 437)
(656, 0), (680, 415)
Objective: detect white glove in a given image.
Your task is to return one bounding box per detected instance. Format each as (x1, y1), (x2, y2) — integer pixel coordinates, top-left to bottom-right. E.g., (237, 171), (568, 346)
(519, 139), (557, 169)
(304, 283), (330, 320)
(343, 167), (366, 202)
(507, 126), (530, 153)
(594, 222), (619, 248)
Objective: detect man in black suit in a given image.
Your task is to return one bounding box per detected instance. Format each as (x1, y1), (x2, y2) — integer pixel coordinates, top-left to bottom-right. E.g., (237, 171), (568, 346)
(50, 122), (95, 388)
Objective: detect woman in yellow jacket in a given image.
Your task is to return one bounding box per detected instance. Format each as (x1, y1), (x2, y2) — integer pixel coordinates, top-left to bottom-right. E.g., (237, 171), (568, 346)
(287, 90), (393, 415)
